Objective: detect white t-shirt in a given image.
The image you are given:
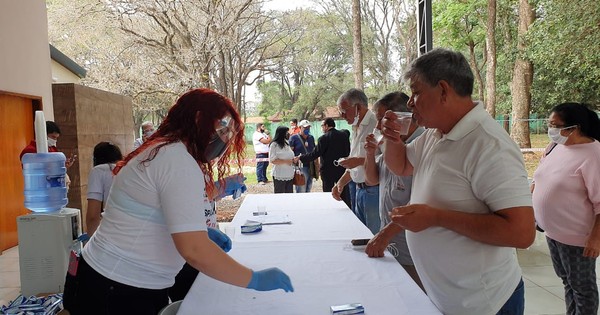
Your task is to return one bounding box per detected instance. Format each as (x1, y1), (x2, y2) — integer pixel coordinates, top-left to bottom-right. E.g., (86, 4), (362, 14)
(86, 163), (115, 205)
(252, 131), (269, 154)
(349, 109), (378, 183)
(82, 142), (210, 289)
(269, 142), (295, 180)
(406, 103), (532, 315)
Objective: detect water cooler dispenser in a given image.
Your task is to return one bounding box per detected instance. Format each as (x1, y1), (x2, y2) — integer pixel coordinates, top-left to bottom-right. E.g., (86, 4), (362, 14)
(17, 208), (82, 296)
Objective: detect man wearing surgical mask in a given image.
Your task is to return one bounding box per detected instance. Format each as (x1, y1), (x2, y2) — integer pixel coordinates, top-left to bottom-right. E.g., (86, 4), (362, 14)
(20, 120), (75, 188)
(289, 120), (316, 193)
(331, 88), (380, 235)
(133, 121), (155, 150)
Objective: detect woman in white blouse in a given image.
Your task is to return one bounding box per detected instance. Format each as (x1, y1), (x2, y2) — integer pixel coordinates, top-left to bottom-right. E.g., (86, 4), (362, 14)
(269, 126), (298, 193)
(86, 142), (122, 236)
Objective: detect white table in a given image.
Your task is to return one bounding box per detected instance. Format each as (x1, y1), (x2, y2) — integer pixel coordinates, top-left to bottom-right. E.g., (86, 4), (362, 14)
(178, 193), (442, 315)
(228, 193), (373, 242)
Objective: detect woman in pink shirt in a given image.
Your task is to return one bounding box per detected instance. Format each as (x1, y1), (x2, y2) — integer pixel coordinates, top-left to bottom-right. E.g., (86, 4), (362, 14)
(532, 102), (600, 315)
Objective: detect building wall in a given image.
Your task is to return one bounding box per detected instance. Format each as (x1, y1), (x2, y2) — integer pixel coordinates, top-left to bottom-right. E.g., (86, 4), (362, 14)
(51, 61), (81, 84)
(0, 0), (54, 119)
(52, 84), (134, 232)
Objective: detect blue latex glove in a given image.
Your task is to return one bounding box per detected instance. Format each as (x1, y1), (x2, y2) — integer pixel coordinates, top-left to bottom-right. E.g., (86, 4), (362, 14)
(215, 174), (247, 200)
(246, 268), (294, 292)
(207, 227), (232, 252)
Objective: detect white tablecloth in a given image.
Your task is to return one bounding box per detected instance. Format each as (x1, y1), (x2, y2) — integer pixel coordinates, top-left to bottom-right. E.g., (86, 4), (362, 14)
(178, 193), (442, 315)
(229, 193), (373, 242)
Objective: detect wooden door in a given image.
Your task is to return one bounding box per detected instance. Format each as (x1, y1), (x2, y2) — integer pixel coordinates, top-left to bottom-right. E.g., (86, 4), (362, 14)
(0, 93), (35, 251)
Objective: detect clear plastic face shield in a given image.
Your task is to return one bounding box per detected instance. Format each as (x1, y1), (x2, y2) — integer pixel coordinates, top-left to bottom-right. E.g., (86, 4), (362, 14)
(205, 116), (239, 162)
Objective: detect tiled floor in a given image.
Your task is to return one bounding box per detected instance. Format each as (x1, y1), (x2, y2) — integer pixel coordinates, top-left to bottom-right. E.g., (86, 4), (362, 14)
(1, 231), (598, 314)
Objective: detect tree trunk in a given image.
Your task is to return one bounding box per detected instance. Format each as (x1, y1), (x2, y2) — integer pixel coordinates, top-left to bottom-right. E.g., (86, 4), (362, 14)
(467, 41), (485, 102)
(510, 0), (535, 148)
(485, 0), (497, 118)
(352, 0), (364, 90)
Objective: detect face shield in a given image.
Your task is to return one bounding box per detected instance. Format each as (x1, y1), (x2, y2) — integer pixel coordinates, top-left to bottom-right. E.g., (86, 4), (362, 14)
(204, 116), (239, 162)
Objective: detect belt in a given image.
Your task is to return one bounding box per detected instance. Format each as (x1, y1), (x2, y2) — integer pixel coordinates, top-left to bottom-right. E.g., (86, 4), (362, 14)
(356, 182), (378, 189)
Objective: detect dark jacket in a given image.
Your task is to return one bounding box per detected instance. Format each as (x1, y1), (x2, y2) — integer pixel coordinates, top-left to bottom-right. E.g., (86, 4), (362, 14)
(300, 127), (350, 181)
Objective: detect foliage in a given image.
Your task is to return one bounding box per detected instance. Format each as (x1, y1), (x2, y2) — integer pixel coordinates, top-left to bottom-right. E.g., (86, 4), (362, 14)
(528, 0), (600, 112)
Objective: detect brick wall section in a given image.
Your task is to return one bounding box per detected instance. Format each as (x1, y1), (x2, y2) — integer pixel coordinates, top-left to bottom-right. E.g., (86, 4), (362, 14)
(52, 84), (134, 231)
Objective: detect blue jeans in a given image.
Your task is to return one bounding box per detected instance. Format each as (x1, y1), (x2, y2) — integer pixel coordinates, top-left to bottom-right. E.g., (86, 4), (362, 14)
(294, 166), (313, 193)
(355, 185), (380, 235)
(255, 153), (269, 183)
(348, 181), (356, 213)
(496, 278), (524, 315)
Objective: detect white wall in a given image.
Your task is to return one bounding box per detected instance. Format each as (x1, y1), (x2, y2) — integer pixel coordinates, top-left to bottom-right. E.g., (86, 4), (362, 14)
(0, 0), (54, 120)
(51, 61), (81, 84)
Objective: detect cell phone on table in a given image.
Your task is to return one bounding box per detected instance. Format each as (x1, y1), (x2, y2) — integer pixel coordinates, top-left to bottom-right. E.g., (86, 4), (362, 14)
(351, 239), (369, 246)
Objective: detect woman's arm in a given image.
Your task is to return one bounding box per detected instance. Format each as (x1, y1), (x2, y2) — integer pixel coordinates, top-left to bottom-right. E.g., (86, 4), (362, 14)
(172, 231), (252, 287)
(86, 199), (103, 236)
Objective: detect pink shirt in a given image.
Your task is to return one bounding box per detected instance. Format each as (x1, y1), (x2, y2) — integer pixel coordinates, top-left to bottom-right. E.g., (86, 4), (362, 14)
(533, 140), (600, 247)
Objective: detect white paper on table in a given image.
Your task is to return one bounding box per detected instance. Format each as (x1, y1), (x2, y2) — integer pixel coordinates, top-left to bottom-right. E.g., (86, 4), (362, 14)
(248, 214), (291, 225)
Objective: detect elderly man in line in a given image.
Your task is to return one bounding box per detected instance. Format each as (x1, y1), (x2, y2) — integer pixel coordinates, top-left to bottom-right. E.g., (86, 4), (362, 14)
(133, 121), (155, 150)
(381, 48), (535, 315)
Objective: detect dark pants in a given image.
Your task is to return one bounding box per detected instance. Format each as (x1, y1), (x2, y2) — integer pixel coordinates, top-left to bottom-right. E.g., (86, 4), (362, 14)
(63, 256), (169, 315)
(322, 175), (351, 209)
(274, 179), (293, 193)
(547, 237), (599, 315)
(169, 263), (198, 302)
(255, 153), (269, 183)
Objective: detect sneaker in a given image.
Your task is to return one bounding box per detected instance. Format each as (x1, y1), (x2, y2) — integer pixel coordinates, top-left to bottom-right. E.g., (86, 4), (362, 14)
(259, 181), (266, 185)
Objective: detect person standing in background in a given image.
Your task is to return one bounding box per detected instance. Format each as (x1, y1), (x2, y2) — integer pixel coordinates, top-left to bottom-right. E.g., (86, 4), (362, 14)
(133, 121), (155, 150)
(289, 120), (316, 193)
(269, 126), (299, 193)
(363, 92), (424, 290)
(253, 123), (271, 185)
(86, 142), (123, 236)
(20, 120), (76, 189)
(289, 119), (301, 135)
(532, 102), (600, 315)
(299, 118), (351, 207)
(332, 89), (380, 235)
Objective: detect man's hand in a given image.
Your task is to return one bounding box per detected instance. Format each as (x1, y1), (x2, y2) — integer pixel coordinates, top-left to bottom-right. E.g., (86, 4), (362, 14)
(365, 230), (393, 258)
(391, 204), (440, 232)
(381, 111), (404, 143)
(364, 134), (378, 157)
(331, 184), (343, 201)
(338, 157), (363, 169)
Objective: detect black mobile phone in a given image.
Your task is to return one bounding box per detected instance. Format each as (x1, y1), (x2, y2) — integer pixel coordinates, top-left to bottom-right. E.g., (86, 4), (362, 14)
(351, 239), (369, 246)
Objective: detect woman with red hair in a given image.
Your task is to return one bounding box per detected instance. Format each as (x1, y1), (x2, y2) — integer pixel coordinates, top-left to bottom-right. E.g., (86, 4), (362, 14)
(63, 89), (293, 315)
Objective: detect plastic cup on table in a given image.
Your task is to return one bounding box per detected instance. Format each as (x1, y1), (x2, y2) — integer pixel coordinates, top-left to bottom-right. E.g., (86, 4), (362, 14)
(393, 112), (413, 135)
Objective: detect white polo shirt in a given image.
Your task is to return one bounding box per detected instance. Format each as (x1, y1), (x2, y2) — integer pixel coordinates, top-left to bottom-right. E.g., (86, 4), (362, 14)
(253, 131), (270, 154)
(349, 109), (378, 183)
(406, 102), (532, 315)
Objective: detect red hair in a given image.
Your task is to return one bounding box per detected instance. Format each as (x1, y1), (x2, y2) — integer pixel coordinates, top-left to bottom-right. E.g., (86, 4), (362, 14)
(114, 88), (246, 199)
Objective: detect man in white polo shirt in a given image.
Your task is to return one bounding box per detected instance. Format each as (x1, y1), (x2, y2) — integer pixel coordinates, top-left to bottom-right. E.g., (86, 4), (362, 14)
(381, 49), (535, 315)
(252, 123), (270, 185)
(332, 88), (380, 235)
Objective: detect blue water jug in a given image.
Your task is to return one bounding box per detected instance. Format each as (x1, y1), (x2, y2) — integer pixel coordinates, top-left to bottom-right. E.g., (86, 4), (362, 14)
(22, 152), (68, 212)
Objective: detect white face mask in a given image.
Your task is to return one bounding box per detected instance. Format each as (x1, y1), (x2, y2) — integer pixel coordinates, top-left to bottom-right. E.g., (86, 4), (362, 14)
(350, 105), (360, 126)
(547, 126), (575, 145)
(47, 137), (57, 147)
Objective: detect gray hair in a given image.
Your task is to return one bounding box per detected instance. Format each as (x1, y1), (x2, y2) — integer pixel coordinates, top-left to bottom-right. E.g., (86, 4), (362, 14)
(403, 48), (474, 97)
(141, 121), (154, 128)
(373, 92), (410, 112)
(337, 88), (368, 108)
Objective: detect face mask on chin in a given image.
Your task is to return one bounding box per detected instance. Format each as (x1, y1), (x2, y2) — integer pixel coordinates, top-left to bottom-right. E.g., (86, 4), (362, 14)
(350, 105), (360, 126)
(548, 126), (575, 145)
(47, 137), (57, 147)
